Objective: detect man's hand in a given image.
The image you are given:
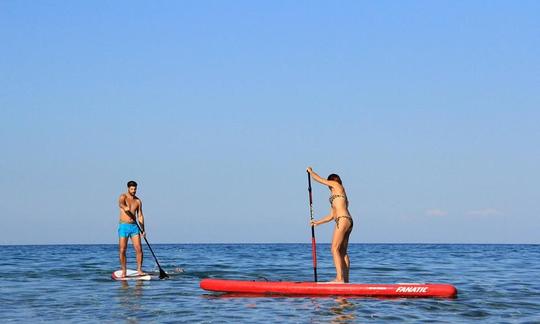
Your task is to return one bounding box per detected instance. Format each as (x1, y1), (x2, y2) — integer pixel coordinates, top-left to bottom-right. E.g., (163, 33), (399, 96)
(124, 209), (135, 219)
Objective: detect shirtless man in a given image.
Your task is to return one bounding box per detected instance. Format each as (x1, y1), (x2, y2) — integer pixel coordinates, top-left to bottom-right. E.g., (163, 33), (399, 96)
(118, 180), (145, 277)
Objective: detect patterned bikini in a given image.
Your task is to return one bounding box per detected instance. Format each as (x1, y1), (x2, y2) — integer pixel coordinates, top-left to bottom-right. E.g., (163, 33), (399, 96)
(329, 194), (353, 229)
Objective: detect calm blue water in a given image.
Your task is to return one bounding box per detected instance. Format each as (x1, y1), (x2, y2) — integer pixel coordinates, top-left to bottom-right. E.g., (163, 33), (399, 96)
(1, 244), (539, 322)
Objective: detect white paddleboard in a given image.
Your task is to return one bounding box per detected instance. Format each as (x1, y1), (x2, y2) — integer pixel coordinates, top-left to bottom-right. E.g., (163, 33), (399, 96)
(111, 269), (152, 281)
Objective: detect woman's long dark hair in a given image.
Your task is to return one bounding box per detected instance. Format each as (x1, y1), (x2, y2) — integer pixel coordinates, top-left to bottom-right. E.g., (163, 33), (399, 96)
(327, 174), (342, 185)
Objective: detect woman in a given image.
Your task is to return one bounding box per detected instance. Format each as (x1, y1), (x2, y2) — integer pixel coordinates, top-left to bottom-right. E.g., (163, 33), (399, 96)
(307, 167), (353, 283)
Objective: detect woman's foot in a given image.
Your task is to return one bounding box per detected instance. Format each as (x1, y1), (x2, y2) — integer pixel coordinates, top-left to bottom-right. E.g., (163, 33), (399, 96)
(329, 280), (345, 284)
(320, 279), (345, 284)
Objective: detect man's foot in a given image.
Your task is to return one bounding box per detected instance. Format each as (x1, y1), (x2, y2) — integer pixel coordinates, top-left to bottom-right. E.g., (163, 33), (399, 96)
(136, 270), (147, 276)
(120, 271), (127, 278)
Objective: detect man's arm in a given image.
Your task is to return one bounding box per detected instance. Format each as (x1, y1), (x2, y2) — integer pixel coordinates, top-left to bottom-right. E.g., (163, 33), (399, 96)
(119, 195), (130, 214)
(137, 200), (145, 233)
(119, 194), (136, 220)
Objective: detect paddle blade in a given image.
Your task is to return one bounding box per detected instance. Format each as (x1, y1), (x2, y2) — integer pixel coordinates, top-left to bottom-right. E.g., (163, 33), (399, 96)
(159, 268), (169, 279)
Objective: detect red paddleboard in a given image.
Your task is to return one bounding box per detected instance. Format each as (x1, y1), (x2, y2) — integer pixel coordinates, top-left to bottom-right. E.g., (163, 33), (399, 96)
(200, 279), (457, 298)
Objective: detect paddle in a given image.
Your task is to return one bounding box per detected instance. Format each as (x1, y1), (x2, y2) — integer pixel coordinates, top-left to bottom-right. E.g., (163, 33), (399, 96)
(307, 171), (318, 282)
(126, 211), (169, 279)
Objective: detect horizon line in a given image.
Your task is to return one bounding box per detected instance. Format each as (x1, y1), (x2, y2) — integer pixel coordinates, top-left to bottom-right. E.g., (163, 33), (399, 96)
(1, 242), (538, 246)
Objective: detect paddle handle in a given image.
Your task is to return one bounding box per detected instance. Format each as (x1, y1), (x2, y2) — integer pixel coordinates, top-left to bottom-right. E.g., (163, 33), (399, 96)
(308, 171), (318, 282)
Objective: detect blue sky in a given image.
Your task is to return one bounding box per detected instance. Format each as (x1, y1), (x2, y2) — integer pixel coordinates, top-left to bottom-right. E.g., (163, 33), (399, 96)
(1, 1), (538, 244)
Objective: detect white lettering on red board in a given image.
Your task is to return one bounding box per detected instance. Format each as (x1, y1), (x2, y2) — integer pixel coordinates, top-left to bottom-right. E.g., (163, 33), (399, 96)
(395, 286), (429, 293)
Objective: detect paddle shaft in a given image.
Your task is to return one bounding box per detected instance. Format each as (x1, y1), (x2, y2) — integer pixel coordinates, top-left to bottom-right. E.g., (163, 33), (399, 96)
(307, 171), (318, 282)
(127, 211), (168, 278)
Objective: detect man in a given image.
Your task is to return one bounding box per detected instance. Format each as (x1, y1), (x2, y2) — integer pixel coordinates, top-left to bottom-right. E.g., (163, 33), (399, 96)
(118, 180), (146, 277)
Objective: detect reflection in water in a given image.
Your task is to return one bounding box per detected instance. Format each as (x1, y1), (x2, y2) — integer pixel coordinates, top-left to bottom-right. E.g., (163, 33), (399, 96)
(116, 280), (145, 313)
(330, 297), (356, 323)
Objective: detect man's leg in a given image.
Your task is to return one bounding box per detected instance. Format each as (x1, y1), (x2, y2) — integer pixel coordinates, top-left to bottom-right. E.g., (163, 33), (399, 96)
(119, 237), (128, 277)
(132, 234), (144, 275)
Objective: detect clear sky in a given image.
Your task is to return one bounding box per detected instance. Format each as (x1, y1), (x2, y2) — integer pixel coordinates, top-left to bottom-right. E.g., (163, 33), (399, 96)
(1, 1), (538, 244)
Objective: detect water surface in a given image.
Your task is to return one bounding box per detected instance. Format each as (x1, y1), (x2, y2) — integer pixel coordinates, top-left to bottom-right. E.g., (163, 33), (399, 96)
(1, 244), (539, 322)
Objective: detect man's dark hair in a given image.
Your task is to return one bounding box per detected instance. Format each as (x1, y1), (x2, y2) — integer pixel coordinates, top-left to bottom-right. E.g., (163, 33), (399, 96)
(127, 180), (138, 188)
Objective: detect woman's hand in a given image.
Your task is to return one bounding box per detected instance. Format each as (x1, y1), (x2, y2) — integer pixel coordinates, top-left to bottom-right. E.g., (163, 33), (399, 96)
(306, 167), (313, 174)
(310, 219), (318, 227)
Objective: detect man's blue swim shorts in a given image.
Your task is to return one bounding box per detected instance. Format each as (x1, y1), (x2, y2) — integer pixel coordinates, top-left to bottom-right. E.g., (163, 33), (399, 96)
(118, 223), (140, 238)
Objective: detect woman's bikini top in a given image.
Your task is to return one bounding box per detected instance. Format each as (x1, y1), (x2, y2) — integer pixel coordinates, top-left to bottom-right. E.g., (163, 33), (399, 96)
(329, 194), (348, 206)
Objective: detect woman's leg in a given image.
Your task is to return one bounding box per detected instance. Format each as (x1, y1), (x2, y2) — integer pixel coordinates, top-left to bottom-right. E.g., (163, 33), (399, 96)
(331, 220), (352, 282)
(341, 226), (352, 283)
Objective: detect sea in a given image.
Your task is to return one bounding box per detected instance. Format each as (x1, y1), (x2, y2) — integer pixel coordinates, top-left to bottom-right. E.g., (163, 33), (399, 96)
(1, 243), (539, 323)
